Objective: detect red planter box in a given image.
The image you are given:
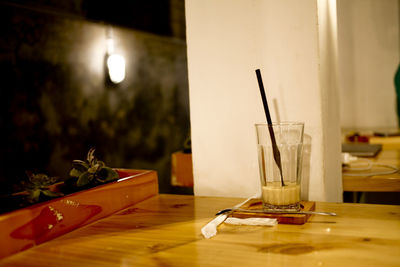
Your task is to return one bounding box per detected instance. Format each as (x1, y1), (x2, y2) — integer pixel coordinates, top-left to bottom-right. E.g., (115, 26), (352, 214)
(0, 169), (158, 259)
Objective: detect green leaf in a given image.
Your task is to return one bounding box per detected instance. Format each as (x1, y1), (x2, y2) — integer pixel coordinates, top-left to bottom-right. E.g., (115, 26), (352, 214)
(96, 167), (119, 183)
(88, 165), (98, 174)
(97, 161), (105, 168)
(72, 160), (89, 172)
(42, 190), (64, 198)
(87, 148), (96, 165)
(77, 172), (93, 187)
(69, 168), (82, 178)
(29, 189), (41, 203)
(30, 173), (51, 186)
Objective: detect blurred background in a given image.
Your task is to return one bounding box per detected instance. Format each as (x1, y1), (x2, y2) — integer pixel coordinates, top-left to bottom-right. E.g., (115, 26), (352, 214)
(0, 0), (191, 195)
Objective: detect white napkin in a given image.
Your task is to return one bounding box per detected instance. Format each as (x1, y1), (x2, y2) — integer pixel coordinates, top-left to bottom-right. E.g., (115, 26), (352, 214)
(201, 194), (265, 239)
(201, 213), (229, 239)
(224, 217), (277, 226)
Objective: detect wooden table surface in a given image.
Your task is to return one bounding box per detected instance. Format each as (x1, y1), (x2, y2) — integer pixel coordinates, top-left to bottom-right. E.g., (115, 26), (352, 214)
(1, 194), (400, 266)
(343, 148), (400, 192)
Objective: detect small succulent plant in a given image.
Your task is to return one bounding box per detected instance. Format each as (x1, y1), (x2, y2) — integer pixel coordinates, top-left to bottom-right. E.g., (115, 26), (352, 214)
(0, 148), (120, 214)
(22, 172), (64, 203)
(69, 148), (119, 187)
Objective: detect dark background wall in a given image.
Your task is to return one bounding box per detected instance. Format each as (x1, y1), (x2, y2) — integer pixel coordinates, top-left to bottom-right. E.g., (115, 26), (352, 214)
(0, 0), (191, 194)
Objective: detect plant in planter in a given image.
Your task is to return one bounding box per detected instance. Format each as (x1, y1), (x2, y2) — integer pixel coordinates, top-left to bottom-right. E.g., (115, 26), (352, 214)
(0, 148), (119, 214)
(67, 148), (119, 188)
(22, 172), (64, 204)
(0, 148), (159, 260)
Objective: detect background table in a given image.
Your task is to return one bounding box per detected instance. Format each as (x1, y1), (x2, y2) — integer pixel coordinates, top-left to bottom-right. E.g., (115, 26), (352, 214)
(1, 194), (399, 266)
(342, 129), (400, 193)
(342, 148), (400, 192)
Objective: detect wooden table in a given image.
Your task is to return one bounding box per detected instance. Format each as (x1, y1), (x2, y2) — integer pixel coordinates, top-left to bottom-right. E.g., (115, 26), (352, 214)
(341, 129), (400, 192)
(343, 148), (400, 192)
(1, 194), (399, 266)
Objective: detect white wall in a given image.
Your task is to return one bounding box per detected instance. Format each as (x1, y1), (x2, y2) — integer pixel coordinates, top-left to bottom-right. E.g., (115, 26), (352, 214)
(185, 0), (263, 198)
(337, 0), (399, 129)
(185, 0), (342, 202)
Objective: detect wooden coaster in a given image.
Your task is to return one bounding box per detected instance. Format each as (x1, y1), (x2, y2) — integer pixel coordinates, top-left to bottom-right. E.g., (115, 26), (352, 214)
(230, 199), (316, 225)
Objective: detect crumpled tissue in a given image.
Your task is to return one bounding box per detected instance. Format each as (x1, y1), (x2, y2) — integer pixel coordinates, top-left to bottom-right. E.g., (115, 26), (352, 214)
(201, 194), (277, 239)
(201, 213), (229, 239)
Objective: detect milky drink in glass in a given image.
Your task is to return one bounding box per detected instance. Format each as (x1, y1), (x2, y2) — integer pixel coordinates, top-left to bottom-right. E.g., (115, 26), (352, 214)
(255, 122), (304, 210)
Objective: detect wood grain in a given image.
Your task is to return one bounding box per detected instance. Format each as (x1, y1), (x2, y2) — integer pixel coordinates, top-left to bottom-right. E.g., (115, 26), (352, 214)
(1, 194), (399, 266)
(369, 136), (400, 150)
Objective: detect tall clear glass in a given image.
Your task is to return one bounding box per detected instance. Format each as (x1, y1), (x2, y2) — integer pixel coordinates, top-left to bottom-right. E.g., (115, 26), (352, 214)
(255, 122), (304, 211)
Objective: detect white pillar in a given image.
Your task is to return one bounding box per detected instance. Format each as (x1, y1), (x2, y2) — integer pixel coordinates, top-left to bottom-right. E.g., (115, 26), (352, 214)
(185, 0), (343, 202)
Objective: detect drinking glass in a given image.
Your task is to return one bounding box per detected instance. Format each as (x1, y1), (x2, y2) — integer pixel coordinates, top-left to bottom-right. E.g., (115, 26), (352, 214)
(255, 122), (304, 211)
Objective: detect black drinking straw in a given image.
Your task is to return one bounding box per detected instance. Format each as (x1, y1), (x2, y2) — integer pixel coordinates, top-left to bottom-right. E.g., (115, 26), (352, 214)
(255, 69), (285, 187)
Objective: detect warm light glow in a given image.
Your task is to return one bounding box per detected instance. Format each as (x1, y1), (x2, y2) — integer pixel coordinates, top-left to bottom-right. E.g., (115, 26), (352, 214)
(106, 38), (115, 54)
(107, 54), (126, 83)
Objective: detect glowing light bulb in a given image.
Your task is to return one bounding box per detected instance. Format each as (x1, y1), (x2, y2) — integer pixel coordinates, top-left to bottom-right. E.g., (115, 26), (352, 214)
(107, 54), (125, 84)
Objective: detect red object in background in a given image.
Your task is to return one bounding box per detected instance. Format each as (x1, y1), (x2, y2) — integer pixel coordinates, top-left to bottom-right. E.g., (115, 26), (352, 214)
(0, 169), (158, 259)
(171, 152), (194, 187)
(347, 133), (369, 143)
